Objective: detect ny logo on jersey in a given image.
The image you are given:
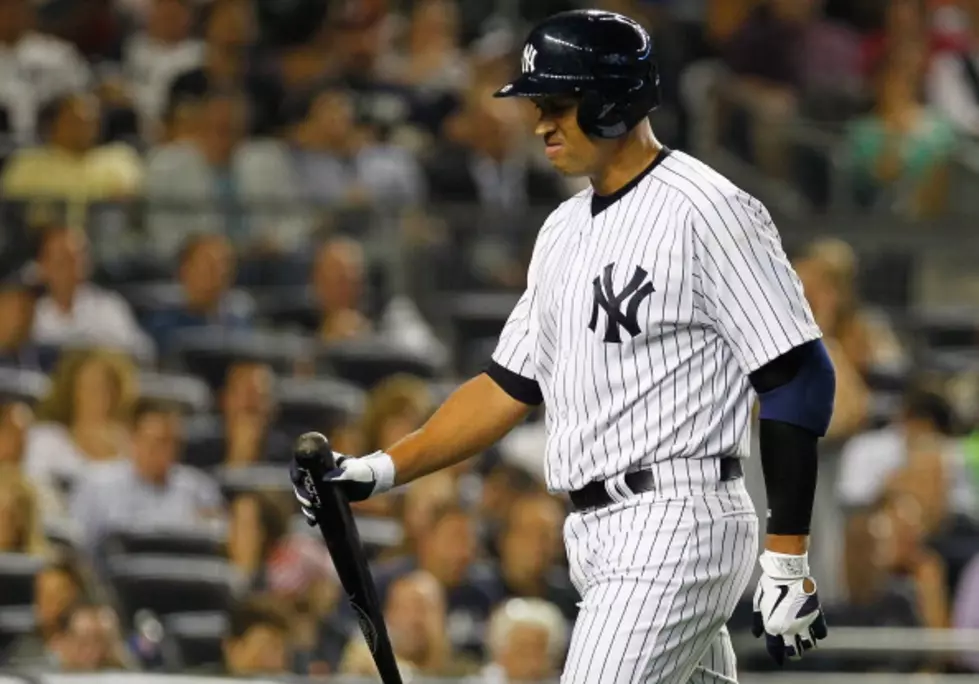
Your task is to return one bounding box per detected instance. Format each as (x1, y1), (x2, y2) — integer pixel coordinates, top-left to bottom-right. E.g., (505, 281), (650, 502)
(588, 263), (655, 344)
(521, 43), (538, 74)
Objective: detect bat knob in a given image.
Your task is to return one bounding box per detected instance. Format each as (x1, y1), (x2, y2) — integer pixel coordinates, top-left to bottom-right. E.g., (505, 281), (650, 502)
(295, 431), (330, 456)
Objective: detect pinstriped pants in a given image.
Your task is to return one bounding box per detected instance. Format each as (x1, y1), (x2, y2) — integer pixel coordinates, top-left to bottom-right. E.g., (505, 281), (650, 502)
(561, 476), (758, 683)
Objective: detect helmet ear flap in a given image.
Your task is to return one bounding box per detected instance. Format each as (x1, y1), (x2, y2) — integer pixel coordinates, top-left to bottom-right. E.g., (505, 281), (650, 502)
(577, 91), (628, 139)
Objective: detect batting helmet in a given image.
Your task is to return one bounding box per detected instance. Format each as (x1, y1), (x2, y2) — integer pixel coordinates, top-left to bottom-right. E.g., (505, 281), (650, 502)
(494, 9), (660, 139)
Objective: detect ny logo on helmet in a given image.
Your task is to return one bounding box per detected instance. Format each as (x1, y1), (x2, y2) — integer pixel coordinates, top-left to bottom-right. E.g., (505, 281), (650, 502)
(521, 44), (538, 74)
(588, 263), (655, 344)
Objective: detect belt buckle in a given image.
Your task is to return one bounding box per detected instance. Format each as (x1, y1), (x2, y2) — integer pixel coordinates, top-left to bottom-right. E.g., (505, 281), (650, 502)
(604, 472), (631, 504)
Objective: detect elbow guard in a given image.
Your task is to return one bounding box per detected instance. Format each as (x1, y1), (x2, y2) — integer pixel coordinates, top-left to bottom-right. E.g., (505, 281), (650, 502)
(755, 339), (835, 437)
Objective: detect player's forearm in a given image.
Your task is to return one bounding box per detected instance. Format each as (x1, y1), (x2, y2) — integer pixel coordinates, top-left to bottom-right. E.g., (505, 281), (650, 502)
(384, 373), (532, 485)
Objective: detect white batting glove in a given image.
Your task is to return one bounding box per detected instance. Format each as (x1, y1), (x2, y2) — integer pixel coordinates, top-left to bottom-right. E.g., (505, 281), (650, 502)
(290, 452), (396, 525)
(751, 551), (828, 665)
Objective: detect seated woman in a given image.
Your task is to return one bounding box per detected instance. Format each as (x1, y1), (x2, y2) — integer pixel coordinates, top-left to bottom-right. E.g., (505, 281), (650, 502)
(0, 466), (48, 556)
(846, 39), (956, 217)
(23, 348), (137, 515)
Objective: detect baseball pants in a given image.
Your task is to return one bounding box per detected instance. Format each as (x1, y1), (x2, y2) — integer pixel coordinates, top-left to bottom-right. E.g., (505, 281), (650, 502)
(560, 465), (758, 684)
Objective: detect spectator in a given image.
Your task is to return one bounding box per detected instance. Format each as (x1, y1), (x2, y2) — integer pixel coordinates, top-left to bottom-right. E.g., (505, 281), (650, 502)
(226, 492), (338, 669)
(30, 226), (154, 361)
(122, 0), (204, 139)
(69, 399), (223, 557)
(24, 349), (137, 513)
(396, 471), (458, 556)
(0, 401), (32, 466)
(46, 602), (134, 672)
(281, 84), (425, 208)
(846, 39), (956, 217)
(221, 360), (291, 467)
(373, 503), (504, 658)
(497, 493), (578, 621)
(798, 238), (906, 373)
(476, 598), (568, 684)
(3, 555), (92, 666)
(793, 251), (869, 440)
(838, 389), (975, 534)
(312, 236), (443, 358)
(424, 79), (566, 209)
(0, 278), (40, 369)
(1, 94), (143, 229)
(340, 570), (463, 677)
(144, 91), (304, 258)
(721, 0), (818, 175)
(386, 0), (468, 93)
(143, 234), (255, 354)
(0, 0), (91, 144)
(0, 465), (47, 555)
(167, 0), (282, 136)
(476, 461), (543, 557)
(222, 600), (291, 676)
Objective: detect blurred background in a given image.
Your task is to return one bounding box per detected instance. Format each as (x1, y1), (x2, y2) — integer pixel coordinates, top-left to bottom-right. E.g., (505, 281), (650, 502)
(1, 0), (979, 682)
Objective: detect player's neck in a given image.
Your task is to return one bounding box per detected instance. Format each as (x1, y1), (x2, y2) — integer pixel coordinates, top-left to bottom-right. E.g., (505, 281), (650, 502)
(591, 125), (662, 197)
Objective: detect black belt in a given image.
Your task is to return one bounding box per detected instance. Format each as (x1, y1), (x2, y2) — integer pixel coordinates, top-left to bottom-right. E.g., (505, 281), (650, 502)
(568, 456), (743, 512)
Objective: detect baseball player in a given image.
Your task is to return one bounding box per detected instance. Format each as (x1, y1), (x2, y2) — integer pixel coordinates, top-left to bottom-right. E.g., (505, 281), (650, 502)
(292, 9), (834, 683)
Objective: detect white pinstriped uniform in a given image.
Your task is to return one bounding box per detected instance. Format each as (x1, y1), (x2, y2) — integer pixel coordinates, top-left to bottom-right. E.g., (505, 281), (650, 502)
(491, 149), (821, 683)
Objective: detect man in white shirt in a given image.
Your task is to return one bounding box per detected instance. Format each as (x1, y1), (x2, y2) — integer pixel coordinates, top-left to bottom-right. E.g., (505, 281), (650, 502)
(0, 0), (91, 144)
(31, 225), (154, 362)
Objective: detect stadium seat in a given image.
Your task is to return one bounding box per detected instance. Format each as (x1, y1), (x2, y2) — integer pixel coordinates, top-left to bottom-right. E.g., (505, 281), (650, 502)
(214, 464), (291, 498)
(274, 376), (366, 434)
(138, 371), (213, 414)
(445, 292), (520, 375)
(0, 605), (34, 655)
(318, 336), (441, 388)
(106, 555), (243, 624)
(181, 418), (226, 471)
(101, 524), (227, 559)
(0, 367), (50, 405)
(171, 328), (318, 390)
(0, 554), (44, 606)
(252, 285), (319, 334)
(164, 611), (227, 669)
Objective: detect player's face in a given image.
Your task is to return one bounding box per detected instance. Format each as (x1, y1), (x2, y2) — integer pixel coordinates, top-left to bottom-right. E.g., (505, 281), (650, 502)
(532, 95), (605, 177)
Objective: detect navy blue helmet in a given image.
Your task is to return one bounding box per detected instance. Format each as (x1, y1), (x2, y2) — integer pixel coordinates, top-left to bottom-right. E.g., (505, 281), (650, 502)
(494, 9), (660, 139)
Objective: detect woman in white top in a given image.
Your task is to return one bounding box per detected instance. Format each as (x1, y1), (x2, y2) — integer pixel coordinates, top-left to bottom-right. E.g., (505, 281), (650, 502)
(24, 348), (137, 515)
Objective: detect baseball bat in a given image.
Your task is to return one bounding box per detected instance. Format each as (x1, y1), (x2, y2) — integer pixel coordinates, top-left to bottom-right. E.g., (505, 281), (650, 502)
(292, 432), (404, 684)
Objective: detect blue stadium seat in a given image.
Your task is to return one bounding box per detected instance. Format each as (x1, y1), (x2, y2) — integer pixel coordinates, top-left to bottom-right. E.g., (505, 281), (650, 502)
(171, 328), (318, 390)
(101, 524), (227, 559)
(0, 605), (34, 655)
(446, 292), (521, 376)
(0, 554), (44, 607)
(106, 555), (243, 626)
(318, 336), (441, 389)
(0, 368), (50, 405)
(138, 371), (213, 414)
(274, 376), (366, 435)
(214, 464), (292, 498)
(252, 285), (319, 334)
(164, 611), (227, 669)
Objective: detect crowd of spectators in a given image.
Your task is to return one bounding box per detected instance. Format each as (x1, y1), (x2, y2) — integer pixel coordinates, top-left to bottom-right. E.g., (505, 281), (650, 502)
(0, 0), (977, 681)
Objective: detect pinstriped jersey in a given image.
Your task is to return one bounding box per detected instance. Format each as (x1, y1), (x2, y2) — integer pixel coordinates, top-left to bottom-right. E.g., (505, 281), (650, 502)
(491, 149), (822, 493)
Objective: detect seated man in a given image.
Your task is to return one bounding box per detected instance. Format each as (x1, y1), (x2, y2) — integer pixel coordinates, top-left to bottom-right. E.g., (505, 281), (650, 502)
(370, 503), (504, 659)
(143, 233), (255, 355)
(0, 278), (41, 369)
(477, 598), (569, 684)
(497, 492), (578, 621)
(31, 225), (154, 361)
(70, 399), (223, 559)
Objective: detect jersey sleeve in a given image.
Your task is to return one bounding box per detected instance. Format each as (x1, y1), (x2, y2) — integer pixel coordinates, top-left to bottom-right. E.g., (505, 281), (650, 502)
(487, 214), (555, 406)
(690, 192), (821, 373)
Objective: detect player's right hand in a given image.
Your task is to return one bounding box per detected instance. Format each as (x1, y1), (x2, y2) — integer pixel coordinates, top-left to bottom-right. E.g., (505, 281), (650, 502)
(289, 453), (395, 524)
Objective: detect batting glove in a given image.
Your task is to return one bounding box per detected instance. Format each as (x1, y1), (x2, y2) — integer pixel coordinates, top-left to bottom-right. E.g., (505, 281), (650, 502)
(289, 452), (396, 525)
(751, 551), (828, 665)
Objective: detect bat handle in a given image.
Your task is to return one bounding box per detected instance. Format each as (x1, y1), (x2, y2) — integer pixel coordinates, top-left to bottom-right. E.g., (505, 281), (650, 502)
(294, 431), (337, 475)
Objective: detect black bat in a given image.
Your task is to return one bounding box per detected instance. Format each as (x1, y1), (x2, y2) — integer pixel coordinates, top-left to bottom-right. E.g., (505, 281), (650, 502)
(292, 432), (403, 684)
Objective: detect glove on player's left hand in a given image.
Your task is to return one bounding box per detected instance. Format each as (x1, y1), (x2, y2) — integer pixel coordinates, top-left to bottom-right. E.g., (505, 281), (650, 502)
(751, 551), (828, 665)
(290, 452), (396, 525)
